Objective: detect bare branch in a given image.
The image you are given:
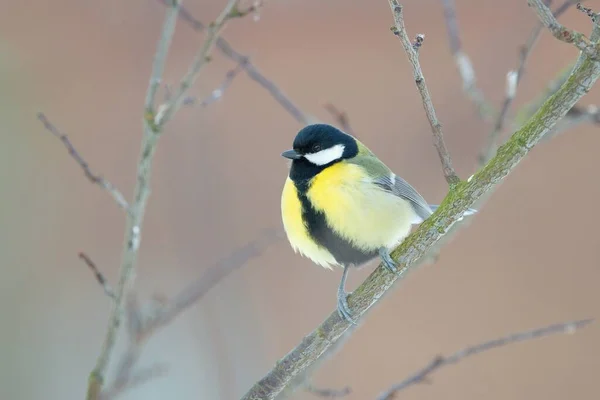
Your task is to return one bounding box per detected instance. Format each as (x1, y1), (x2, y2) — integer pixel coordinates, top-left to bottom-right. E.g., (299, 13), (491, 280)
(100, 229), (281, 398)
(377, 319), (593, 399)
(149, 229), (281, 327)
(87, 1), (182, 397)
(545, 103), (600, 139)
(159, 0), (313, 125)
(154, 0), (259, 127)
(528, 0), (597, 57)
(79, 252), (116, 300)
(37, 113), (130, 212)
(305, 384), (351, 398)
(439, 0), (494, 121)
(324, 103), (355, 136)
(240, 7), (600, 398)
(388, 1), (460, 186)
(480, 0), (580, 164)
(577, 2), (599, 23)
(144, 0), (180, 110)
(186, 61), (245, 107)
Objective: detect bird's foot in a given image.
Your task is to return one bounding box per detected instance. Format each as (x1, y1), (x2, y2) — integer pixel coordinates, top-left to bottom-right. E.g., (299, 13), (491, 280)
(337, 288), (357, 325)
(379, 247), (398, 274)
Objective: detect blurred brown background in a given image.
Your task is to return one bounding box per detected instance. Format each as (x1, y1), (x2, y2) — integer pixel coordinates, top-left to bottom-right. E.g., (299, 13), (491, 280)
(1, 0), (600, 399)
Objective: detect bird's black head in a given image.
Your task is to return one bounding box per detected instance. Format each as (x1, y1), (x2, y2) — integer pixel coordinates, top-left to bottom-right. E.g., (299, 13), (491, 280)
(282, 124), (359, 186)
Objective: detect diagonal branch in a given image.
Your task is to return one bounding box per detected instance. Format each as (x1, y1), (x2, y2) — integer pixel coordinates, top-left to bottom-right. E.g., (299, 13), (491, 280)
(37, 113), (130, 212)
(480, 0), (580, 164)
(324, 103), (356, 136)
(153, 0), (261, 127)
(240, 3), (600, 398)
(187, 61), (245, 107)
(306, 384), (351, 398)
(159, 0), (313, 125)
(377, 319), (593, 399)
(100, 229), (281, 398)
(389, 1), (460, 186)
(79, 252), (116, 300)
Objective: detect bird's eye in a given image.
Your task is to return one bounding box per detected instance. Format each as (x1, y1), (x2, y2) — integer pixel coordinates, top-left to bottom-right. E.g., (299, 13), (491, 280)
(311, 144), (322, 152)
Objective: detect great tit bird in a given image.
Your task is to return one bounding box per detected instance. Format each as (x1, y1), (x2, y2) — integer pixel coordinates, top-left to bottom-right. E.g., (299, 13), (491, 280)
(280, 123), (475, 324)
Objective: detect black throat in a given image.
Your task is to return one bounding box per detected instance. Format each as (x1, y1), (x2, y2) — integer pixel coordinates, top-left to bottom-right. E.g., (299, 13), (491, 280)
(288, 158), (336, 193)
(286, 149), (376, 266)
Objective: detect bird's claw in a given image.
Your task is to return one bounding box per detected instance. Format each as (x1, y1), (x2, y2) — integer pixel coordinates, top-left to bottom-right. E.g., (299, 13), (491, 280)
(337, 290), (357, 325)
(379, 248), (398, 274)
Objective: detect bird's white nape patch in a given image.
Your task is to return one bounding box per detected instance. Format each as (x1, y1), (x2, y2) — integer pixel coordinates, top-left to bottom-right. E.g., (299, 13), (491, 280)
(304, 144), (345, 166)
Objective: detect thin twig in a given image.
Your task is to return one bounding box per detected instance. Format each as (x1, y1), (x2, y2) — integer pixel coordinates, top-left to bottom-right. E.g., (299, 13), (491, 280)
(377, 319), (593, 399)
(577, 2), (599, 23)
(439, 0), (495, 121)
(545, 103), (600, 139)
(324, 103), (355, 136)
(101, 229), (281, 398)
(85, 3), (181, 399)
(306, 384), (351, 398)
(37, 113), (130, 212)
(154, 0), (257, 127)
(480, 0), (579, 164)
(528, 0), (597, 57)
(389, 1), (460, 186)
(79, 252), (116, 300)
(186, 61), (245, 107)
(240, 5), (600, 398)
(159, 0), (313, 125)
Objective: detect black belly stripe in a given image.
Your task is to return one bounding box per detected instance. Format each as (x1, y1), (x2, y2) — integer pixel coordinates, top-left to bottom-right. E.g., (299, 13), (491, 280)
(296, 190), (378, 266)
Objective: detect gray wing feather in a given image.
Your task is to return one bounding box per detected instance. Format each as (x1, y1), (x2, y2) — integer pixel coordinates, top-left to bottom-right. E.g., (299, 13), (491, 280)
(374, 174), (433, 224)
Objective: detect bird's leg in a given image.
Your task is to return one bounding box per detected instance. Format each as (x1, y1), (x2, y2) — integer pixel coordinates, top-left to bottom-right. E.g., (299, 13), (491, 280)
(379, 247), (398, 274)
(337, 264), (357, 325)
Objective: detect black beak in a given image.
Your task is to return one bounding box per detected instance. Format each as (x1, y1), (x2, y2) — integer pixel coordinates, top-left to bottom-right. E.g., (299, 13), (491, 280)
(281, 149), (302, 160)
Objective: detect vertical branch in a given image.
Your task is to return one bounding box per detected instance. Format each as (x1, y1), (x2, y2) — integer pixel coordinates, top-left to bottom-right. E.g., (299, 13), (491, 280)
(388, 1), (460, 186)
(86, 2), (181, 399)
(440, 0), (495, 121)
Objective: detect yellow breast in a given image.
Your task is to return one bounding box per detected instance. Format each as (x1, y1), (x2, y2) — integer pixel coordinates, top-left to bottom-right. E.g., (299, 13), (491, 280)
(281, 177), (338, 269)
(308, 162), (415, 249)
(281, 162), (416, 268)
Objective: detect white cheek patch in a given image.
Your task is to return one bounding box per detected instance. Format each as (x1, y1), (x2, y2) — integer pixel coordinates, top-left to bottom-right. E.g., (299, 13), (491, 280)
(304, 144), (345, 166)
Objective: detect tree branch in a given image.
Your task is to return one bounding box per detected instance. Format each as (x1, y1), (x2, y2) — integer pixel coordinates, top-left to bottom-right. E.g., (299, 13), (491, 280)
(480, 0), (580, 164)
(306, 384), (351, 398)
(240, 3), (600, 398)
(324, 103), (355, 136)
(389, 1), (460, 186)
(85, 2), (181, 398)
(153, 0), (246, 127)
(37, 113), (130, 213)
(528, 0), (597, 57)
(79, 252), (116, 300)
(377, 319), (593, 399)
(100, 229), (281, 398)
(159, 0), (314, 125)
(439, 0), (495, 121)
(186, 61), (245, 107)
